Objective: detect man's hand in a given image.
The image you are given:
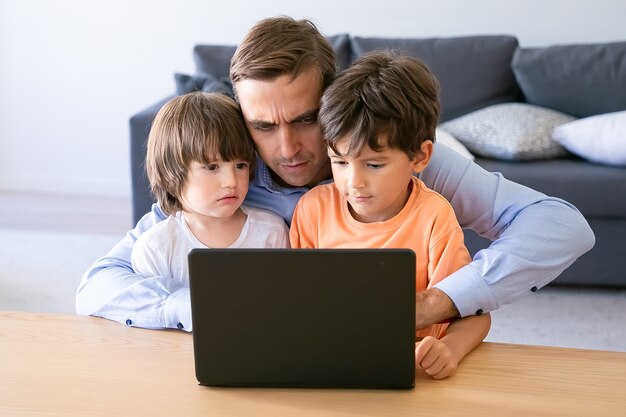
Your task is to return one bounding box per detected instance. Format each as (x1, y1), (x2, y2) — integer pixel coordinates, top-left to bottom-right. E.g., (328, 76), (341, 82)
(415, 287), (459, 330)
(415, 336), (458, 379)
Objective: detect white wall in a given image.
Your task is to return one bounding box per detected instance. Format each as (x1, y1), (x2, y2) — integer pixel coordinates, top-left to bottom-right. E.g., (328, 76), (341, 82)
(1, 0), (625, 198)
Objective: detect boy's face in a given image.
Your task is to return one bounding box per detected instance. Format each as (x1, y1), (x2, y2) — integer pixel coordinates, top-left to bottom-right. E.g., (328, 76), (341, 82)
(329, 137), (432, 223)
(235, 67), (331, 189)
(180, 157), (250, 220)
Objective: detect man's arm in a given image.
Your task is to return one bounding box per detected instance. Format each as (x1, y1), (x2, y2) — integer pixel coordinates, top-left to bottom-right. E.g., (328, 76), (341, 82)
(417, 143), (595, 324)
(75, 203), (190, 330)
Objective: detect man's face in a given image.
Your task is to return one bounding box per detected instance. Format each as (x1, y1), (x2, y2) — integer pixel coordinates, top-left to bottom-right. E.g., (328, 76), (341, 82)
(235, 68), (331, 188)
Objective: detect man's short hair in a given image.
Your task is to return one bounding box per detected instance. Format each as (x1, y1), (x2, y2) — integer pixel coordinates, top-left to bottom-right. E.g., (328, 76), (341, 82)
(146, 92), (255, 216)
(230, 16), (337, 95)
(319, 50), (441, 159)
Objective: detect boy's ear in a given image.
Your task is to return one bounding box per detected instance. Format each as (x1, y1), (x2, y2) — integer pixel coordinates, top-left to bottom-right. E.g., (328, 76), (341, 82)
(411, 140), (433, 173)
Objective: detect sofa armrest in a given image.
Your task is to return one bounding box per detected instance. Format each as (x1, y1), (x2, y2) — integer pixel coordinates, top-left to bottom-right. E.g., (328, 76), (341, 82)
(129, 95), (175, 225)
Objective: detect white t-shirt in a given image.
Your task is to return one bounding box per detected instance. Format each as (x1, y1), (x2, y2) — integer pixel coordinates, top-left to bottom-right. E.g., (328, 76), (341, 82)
(131, 205), (289, 283)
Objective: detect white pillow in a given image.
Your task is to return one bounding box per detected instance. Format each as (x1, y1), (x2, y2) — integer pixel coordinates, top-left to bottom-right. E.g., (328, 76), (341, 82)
(435, 128), (474, 160)
(552, 111), (626, 166)
(440, 103), (573, 160)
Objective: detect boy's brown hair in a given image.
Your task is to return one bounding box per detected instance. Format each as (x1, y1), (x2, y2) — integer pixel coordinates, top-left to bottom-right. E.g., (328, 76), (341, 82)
(230, 16), (337, 96)
(146, 92), (255, 216)
(319, 50), (440, 159)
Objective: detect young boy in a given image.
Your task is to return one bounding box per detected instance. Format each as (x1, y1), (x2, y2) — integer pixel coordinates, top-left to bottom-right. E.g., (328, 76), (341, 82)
(290, 51), (491, 379)
(131, 93), (289, 324)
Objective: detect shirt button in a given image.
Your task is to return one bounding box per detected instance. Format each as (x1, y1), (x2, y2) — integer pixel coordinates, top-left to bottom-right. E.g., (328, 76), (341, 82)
(475, 309), (483, 316)
(177, 323), (184, 330)
(531, 286), (538, 292)
(125, 319), (132, 326)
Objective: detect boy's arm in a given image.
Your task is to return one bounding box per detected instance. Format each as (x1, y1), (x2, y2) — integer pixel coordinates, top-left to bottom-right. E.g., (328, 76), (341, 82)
(415, 313), (491, 379)
(75, 203), (190, 330)
(418, 143), (595, 323)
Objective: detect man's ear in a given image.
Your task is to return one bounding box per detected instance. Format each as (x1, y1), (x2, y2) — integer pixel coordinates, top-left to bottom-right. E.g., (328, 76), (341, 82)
(411, 140), (433, 173)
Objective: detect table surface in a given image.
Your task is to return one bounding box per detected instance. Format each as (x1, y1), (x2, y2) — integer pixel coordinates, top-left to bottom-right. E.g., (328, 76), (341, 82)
(1, 310), (625, 417)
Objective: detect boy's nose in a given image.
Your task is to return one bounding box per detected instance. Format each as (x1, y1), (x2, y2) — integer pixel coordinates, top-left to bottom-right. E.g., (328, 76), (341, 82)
(348, 167), (365, 189)
(221, 167), (238, 188)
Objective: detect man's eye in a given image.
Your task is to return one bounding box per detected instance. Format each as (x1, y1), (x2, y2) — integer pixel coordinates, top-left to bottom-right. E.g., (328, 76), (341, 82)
(254, 124), (273, 132)
(300, 116), (317, 125)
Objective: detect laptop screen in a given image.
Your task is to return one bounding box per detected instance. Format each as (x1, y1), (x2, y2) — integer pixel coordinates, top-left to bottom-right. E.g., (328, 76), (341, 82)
(188, 248), (416, 389)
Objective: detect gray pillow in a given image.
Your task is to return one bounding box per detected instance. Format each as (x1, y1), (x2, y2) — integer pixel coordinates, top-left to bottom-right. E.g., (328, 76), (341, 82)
(439, 103), (574, 160)
(350, 35), (521, 122)
(512, 42), (626, 118)
(174, 73), (234, 98)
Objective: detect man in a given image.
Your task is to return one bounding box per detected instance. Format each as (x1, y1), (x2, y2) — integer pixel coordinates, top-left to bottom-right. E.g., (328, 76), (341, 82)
(76, 17), (594, 332)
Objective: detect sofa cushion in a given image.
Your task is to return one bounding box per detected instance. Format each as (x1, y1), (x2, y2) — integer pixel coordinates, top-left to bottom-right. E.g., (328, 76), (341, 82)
(475, 157), (626, 218)
(440, 103), (572, 160)
(552, 111), (626, 167)
(193, 34), (352, 79)
(512, 42), (626, 118)
(193, 44), (238, 79)
(350, 35), (521, 122)
(174, 73), (234, 97)
(435, 128), (474, 160)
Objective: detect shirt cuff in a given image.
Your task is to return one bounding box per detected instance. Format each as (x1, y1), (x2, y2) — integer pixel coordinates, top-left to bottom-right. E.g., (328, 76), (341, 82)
(434, 264), (498, 317)
(163, 288), (192, 332)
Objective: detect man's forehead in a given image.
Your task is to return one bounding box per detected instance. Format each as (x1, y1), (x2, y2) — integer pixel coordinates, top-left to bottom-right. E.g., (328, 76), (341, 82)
(235, 69), (323, 123)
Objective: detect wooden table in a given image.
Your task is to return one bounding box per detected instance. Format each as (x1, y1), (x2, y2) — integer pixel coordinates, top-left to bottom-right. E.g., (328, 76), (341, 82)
(1, 311), (625, 417)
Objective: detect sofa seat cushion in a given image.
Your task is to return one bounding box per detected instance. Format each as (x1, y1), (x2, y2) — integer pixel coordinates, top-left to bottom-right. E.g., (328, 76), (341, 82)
(351, 35), (521, 122)
(513, 42), (626, 118)
(474, 157), (626, 218)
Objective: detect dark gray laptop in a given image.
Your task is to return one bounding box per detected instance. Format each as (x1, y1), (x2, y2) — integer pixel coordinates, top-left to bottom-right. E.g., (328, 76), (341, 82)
(188, 248), (416, 389)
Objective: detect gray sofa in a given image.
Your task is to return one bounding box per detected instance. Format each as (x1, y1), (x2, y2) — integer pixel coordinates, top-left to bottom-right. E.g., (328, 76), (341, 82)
(129, 35), (626, 288)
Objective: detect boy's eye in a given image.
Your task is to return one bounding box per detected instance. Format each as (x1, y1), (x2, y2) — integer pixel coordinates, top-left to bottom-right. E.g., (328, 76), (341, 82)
(367, 163), (385, 169)
(331, 160), (347, 166)
(235, 162), (249, 170)
(206, 164), (219, 171)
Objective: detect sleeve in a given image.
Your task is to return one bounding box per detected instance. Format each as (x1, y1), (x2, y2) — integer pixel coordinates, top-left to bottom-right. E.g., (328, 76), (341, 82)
(427, 225), (472, 289)
(289, 197), (317, 248)
(75, 203), (192, 331)
(131, 234), (171, 279)
(420, 143), (595, 317)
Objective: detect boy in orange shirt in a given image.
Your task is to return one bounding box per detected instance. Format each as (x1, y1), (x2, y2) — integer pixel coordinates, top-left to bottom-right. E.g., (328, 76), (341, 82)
(290, 50), (491, 379)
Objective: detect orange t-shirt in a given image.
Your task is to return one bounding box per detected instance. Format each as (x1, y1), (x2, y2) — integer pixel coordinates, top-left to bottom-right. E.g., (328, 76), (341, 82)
(290, 177), (471, 339)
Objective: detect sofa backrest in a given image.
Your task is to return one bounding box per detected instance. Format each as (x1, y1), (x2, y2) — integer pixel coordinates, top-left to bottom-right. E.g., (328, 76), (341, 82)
(192, 34), (352, 81)
(190, 35), (626, 122)
(512, 41), (626, 118)
(350, 35), (522, 122)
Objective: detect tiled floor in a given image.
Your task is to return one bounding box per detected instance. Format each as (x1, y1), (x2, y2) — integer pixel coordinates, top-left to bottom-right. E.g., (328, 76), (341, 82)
(1, 190), (624, 352)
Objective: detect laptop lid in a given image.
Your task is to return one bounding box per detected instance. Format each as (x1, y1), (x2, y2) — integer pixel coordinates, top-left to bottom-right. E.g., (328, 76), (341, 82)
(188, 248), (416, 389)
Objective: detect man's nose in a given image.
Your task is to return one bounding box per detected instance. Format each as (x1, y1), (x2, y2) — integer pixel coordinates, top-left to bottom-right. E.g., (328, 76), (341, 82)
(278, 126), (301, 159)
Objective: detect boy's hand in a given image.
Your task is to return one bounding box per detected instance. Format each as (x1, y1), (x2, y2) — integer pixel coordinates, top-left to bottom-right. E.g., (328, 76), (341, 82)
(415, 336), (458, 379)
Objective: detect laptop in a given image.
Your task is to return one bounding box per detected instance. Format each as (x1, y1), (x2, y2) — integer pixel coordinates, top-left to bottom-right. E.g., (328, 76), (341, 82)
(188, 248), (416, 389)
